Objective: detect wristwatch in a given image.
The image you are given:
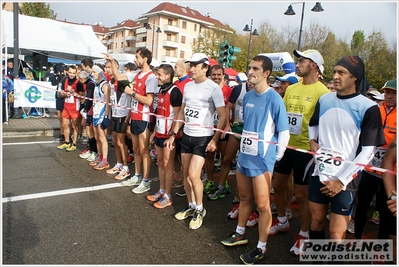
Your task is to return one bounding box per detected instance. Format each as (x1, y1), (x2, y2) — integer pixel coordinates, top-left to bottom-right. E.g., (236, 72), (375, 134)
(389, 194), (397, 200)
(170, 131), (177, 137)
(132, 92), (136, 98)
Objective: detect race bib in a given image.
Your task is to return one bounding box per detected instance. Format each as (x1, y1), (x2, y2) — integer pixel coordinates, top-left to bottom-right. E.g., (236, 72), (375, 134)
(287, 112), (303, 135)
(132, 98), (139, 113)
(65, 94), (74, 103)
(240, 130), (258, 156)
(213, 111), (219, 126)
(156, 118), (167, 134)
(371, 147), (387, 167)
(316, 147), (345, 176)
(184, 105), (206, 125)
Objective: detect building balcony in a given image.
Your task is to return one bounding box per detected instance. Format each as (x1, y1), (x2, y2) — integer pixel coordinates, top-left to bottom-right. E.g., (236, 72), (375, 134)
(161, 55), (178, 63)
(136, 27), (147, 35)
(102, 39), (108, 44)
(162, 40), (179, 48)
(107, 39), (114, 44)
(135, 41), (147, 48)
(125, 35), (135, 41)
(124, 47), (135, 52)
(163, 25), (179, 33)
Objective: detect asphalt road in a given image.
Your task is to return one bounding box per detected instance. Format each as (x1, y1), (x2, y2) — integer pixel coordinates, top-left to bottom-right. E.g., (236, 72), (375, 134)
(2, 136), (380, 265)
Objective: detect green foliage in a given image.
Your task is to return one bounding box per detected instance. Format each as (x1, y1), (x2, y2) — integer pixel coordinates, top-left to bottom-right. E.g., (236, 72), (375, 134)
(191, 21), (396, 85)
(19, 3), (56, 19)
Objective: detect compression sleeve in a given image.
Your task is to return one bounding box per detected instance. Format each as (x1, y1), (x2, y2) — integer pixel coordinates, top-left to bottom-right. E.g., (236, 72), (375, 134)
(276, 130), (290, 161)
(338, 145), (375, 190)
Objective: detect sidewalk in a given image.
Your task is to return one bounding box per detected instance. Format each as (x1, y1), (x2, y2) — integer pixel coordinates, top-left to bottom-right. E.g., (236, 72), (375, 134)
(2, 114), (61, 138)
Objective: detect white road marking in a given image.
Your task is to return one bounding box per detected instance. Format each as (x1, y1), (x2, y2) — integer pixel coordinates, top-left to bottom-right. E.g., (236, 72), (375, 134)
(2, 183), (124, 203)
(2, 141), (57, 146)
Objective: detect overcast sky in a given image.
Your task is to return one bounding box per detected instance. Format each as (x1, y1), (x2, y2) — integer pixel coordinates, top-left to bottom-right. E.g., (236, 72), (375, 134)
(50, 1), (397, 44)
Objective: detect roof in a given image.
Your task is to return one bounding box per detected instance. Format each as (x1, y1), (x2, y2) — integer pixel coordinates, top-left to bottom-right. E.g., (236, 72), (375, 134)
(141, 2), (228, 29)
(109, 19), (139, 30)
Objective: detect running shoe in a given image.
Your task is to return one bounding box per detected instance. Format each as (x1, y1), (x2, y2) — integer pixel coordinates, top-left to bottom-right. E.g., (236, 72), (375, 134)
(290, 234), (308, 256)
(127, 154), (134, 164)
(175, 187), (186, 197)
(172, 179), (183, 188)
(227, 203), (239, 219)
(189, 209), (206, 230)
(114, 169), (130, 180)
(132, 180), (151, 194)
(270, 202), (277, 214)
(269, 218), (290, 236)
(88, 157), (101, 166)
(208, 189), (225, 200)
(246, 211), (259, 228)
(224, 180), (231, 194)
(93, 161), (110, 170)
(240, 247), (265, 265)
(154, 196), (173, 209)
(106, 164), (121, 174)
(79, 149), (91, 159)
(57, 143), (70, 150)
(221, 232), (248, 246)
(214, 158), (221, 168)
(86, 152), (97, 162)
(122, 175), (142, 186)
(147, 190), (163, 202)
(174, 206), (195, 220)
(347, 219), (355, 234)
(65, 144), (77, 152)
(204, 180), (214, 195)
(369, 211), (380, 225)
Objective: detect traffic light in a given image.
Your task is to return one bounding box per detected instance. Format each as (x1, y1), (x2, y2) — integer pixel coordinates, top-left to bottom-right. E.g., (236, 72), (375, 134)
(218, 40), (228, 65)
(218, 40), (241, 68)
(226, 46), (241, 68)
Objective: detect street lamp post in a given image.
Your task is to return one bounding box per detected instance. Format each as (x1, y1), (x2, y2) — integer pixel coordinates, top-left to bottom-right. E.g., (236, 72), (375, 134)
(284, 2), (324, 51)
(145, 20), (162, 56)
(243, 19), (259, 74)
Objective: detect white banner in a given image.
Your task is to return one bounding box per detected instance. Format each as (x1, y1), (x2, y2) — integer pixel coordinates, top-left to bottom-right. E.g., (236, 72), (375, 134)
(14, 80), (56, 108)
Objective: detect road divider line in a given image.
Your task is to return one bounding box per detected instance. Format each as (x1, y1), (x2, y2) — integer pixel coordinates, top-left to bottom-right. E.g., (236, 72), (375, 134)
(2, 141), (57, 146)
(2, 183), (124, 203)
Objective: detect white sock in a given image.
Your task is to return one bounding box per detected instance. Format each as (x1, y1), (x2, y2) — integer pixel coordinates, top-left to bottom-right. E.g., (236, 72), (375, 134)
(278, 216), (287, 223)
(123, 166), (129, 171)
(236, 225), (246, 235)
(299, 230), (309, 238)
(257, 241), (267, 253)
(196, 203), (203, 211)
(117, 162), (123, 168)
(189, 202), (196, 209)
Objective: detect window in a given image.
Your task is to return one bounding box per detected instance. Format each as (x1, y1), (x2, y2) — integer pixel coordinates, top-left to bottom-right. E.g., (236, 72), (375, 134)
(182, 21), (187, 29)
(167, 34), (172, 41)
(166, 49), (171, 56)
(121, 42), (124, 48)
(143, 37), (147, 42)
(121, 31), (124, 37)
(194, 24), (197, 32)
(168, 19), (173, 26)
(180, 50), (185, 58)
(181, 36), (186, 44)
(193, 38), (196, 46)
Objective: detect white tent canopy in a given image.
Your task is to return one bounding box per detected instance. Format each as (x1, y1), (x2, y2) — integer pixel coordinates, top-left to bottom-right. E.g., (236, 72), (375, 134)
(1, 10), (107, 60)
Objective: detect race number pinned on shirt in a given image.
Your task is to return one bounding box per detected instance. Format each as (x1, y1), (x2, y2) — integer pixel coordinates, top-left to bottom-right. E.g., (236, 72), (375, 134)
(316, 147), (345, 176)
(213, 112), (219, 126)
(156, 118), (167, 134)
(287, 112), (303, 135)
(65, 94), (74, 103)
(184, 105), (206, 125)
(132, 98), (139, 113)
(371, 147), (387, 167)
(240, 130), (258, 156)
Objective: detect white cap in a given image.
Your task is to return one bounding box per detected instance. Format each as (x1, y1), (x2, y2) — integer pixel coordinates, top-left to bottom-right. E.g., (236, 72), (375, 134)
(236, 72), (248, 82)
(186, 53), (209, 65)
(294, 49), (324, 74)
(373, 93), (385, 101)
(276, 73), (299, 84)
(92, 65), (103, 74)
(229, 81), (239, 87)
(270, 80), (281, 88)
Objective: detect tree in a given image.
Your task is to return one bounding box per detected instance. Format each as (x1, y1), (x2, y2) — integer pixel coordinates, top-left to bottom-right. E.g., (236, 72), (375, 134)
(351, 30), (365, 56)
(19, 2), (56, 19)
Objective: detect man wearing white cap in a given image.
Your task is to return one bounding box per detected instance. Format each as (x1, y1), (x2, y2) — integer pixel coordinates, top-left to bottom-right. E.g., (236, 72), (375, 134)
(270, 49), (330, 256)
(164, 53), (226, 230)
(275, 73), (299, 98)
(236, 72), (248, 84)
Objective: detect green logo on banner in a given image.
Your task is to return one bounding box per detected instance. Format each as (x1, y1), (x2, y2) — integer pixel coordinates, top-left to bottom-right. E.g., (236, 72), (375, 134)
(24, 86), (42, 103)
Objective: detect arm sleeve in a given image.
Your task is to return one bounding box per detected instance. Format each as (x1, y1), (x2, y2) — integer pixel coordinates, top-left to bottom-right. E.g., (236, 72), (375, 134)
(83, 82), (95, 111)
(170, 87), (183, 107)
(338, 146), (375, 189)
(228, 84), (242, 104)
(276, 130), (290, 161)
(77, 81), (84, 92)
